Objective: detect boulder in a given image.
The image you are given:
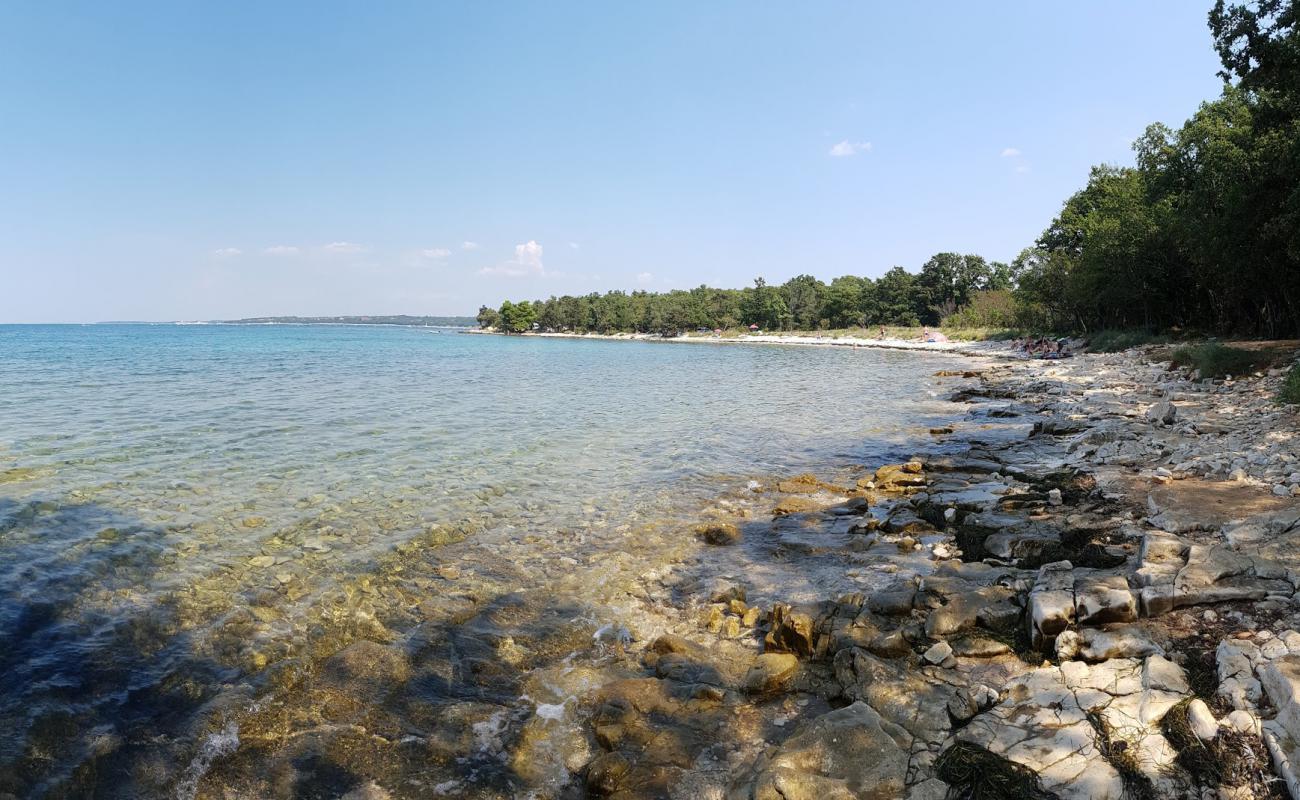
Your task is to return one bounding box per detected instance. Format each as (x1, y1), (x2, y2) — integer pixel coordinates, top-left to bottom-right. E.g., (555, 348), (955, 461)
(1055, 626), (1164, 662)
(946, 685), (999, 723)
(867, 629), (912, 659)
(1135, 531), (1291, 616)
(727, 702), (908, 800)
(1217, 638), (1263, 710)
(1186, 698), (1218, 742)
(834, 647), (955, 752)
(1146, 400), (1178, 426)
(702, 578), (746, 604)
(922, 640), (954, 667)
(923, 587), (1011, 638)
(871, 462), (927, 492)
(949, 634), (1012, 659)
(1027, 561), (1075, 650)
(744, 653), (801, 694)
(1260, 654), (1300, 741)
(764, 604), (815, 658)
(867, 588), (916, 616)
(1073, 574), (1137, 626)
(1224, 709), (1261, 737)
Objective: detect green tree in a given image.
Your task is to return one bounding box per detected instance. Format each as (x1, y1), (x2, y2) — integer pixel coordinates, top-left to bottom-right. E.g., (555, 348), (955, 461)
(742, 278), (789, 330)
(780, 274), (826, 330)
(822, 276), (867, 328)
(916, 253), (994, 323)
(498, 300), (538, 333)
(874, 267), (921, 325)
(476, 305), (500, 329)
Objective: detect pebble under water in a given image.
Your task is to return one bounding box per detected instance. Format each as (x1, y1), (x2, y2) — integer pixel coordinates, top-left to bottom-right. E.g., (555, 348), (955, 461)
(0, 324), (971, 799)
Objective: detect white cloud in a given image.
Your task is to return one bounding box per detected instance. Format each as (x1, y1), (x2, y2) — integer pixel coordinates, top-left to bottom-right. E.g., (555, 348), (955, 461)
(569, 242), (580, 250)
(1001, 147), (1021, 158)
(212, 247), (242, 257)
(420, 247), (451, 259)
(323, 241), (365, 254)
(515, 240), (543, 269)
(636, 272), (654, 285)
(263, 245), (300, 256)
(829, 140), (872, 157)
(461, 241), (479, 250)
(479, 240), (547, 277)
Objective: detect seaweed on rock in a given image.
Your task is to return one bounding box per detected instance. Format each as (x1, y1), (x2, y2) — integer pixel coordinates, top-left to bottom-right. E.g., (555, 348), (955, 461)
(934, 741), (1056, 800)
(1085, 710), (1160, 800)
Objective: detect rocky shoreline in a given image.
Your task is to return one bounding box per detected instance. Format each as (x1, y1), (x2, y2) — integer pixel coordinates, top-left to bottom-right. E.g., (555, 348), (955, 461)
(169, 343), (1300, 800)
(568, 345), (1300, 800)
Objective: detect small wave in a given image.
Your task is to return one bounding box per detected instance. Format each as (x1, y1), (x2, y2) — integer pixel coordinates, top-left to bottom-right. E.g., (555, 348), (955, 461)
(174, 722), (239, 800)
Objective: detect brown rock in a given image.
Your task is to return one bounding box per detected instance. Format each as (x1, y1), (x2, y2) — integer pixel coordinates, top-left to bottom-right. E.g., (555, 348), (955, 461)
(765, 604), (815, 658)
(744, 652), (801, 694)
(773, 497), (820, 516)
(693, 522), (741, 545)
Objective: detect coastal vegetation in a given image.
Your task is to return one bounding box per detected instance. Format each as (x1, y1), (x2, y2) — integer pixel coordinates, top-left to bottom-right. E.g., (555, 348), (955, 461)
(1280, 363), (1300, 403)
(1083, 330), (1172, 353)
(485, 0), (1300, 340)
(479, 253), (1018, 336)
(1169, 343), (1262, 378)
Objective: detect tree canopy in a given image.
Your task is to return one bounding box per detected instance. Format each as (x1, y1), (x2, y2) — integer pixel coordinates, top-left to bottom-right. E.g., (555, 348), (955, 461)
(1016, 0), (1300, 336)
(482, 261), (1003, 336)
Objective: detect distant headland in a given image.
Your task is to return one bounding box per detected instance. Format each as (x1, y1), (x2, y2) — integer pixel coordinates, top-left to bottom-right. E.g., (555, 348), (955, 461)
(218, 315), (477, 327)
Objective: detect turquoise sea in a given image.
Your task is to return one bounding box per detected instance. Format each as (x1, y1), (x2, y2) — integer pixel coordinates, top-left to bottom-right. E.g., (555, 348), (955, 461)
(0, 324), (969, 798)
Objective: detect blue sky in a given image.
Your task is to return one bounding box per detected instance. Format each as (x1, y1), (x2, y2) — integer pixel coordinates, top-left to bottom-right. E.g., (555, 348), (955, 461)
(0, 2), (1225, 322)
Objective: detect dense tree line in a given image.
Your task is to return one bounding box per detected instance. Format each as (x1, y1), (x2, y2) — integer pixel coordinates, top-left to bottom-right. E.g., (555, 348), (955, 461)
(484, 1), (1299, 338)
(1015, 0), (1299, 336)
(477, 254), (1014, 335)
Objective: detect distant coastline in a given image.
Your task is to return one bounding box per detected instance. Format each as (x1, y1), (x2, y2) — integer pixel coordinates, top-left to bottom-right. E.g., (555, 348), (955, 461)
(218, 314), (477, 327)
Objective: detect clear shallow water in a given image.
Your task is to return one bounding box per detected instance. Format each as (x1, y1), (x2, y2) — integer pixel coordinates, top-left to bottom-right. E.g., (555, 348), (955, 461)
(0, 324), (968, 798)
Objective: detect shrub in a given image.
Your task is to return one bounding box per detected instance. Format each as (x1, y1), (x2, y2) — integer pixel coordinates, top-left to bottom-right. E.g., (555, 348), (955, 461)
(943, 289), (1022, 329)
(1169, 343), (1259, 378)
(1281, 363), (1300, 405)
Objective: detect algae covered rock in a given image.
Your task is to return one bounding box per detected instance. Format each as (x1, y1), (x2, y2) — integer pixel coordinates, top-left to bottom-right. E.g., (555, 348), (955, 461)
(776, 473), (840, 494)
(693, 521), (741, 545)
(773, 496), (820, 516)
(320, 640), (410, 691)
